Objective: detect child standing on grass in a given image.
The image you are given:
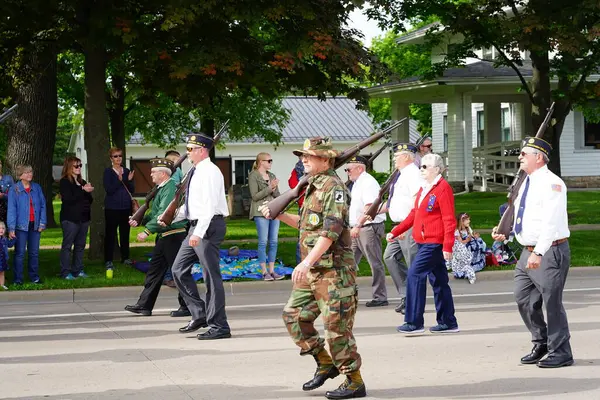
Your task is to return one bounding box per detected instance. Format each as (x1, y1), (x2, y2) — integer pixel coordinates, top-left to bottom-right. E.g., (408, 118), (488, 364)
(447, 213), (487, 284)
(0, 221), (16, 290)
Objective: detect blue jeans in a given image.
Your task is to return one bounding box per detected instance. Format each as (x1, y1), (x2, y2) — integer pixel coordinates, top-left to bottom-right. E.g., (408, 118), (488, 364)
(13, 222), (41, 283)
(254, 217), (280, 264)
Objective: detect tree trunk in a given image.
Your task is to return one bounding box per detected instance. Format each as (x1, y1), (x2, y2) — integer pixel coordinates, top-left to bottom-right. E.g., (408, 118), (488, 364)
(5, 47), (59, 228)
(108, 74), (126, 159)
(202, 117), (216, 161)
(84, 45), (111, 260)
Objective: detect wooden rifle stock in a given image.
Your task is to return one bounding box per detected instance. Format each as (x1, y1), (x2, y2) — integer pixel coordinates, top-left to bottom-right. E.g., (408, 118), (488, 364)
(158, 120), (230, 226)
(266, 118), (408, 217)
(496, 102), (555, 237)
(130, 153), (188, 224)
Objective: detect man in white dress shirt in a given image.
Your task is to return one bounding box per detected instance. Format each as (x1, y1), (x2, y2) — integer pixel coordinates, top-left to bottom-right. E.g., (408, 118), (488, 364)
(377, 143), (423, 313)
(492, 137), (573, 368)
(346, 155), (388, 307)
(161, 132), (231, 340)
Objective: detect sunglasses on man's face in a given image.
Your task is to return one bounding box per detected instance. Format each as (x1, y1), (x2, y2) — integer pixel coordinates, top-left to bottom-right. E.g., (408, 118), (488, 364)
(111, 154), (123, 158)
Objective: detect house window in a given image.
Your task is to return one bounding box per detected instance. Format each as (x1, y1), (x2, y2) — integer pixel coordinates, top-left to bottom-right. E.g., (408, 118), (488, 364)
(476, 111), (485, 147)
(235, 159), (255, 185)
(584, 118), (600, 149)
(501, 108), (511, 142)
(443, 115), (448, 152)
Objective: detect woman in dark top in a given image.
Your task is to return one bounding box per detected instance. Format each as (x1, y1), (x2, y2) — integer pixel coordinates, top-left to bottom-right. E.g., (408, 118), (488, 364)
(0, 159), (15, 223)
(59, 156), (94, 279)
(103, 147), (135, 270)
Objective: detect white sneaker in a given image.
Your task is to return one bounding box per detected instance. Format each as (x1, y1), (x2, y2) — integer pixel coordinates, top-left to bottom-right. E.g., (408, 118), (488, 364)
(469, 277), (476, 284)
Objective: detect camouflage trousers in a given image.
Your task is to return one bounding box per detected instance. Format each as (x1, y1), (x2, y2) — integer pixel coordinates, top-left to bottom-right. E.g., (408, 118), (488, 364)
(282, 265), (361, 373)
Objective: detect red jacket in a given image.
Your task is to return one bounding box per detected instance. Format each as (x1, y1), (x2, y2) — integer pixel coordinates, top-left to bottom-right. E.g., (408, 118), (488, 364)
(288, 169), (305, 208)
(391, 177), (456, 253)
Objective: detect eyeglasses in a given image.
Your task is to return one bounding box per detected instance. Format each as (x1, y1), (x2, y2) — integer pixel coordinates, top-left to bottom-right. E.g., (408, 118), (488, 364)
(74, 164), (82, 168)
(111, 154), (122, 158)
(262, 159), (273, 163)
(420, 165), (429, 170)
(422, 144), (432, 149)
(186, 146), (200, 152)
(520, 151), (538, 157)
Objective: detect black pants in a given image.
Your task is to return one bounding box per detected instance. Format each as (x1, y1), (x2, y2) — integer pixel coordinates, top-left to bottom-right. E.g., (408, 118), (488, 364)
(137, 231), (188, 311)
(104, 209), (131, 263)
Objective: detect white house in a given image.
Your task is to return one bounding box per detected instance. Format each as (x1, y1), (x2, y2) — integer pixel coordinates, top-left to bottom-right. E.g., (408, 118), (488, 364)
(368, 23), (600, 190)
(69, 96), (421, 195)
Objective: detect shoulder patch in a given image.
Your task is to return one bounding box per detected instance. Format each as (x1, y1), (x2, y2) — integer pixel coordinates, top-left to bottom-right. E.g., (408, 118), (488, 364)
(334, 189), (345, 204)
(551, 184), (562, 192)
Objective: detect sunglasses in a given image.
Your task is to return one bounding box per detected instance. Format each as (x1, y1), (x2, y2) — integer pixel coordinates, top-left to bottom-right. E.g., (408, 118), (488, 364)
(262, 159), (273, 163)
(520, 151), (538, 157)
(420, 165), (431, 170)
(186, 146), (201, 152)
(422, 144), (432, 148)
(111, 154), (123, 158)
(74, 164), (82, 168)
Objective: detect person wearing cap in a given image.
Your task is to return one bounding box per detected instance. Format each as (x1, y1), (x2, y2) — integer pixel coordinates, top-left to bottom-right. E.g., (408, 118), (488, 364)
(414, 135), (432, 167)
(345, 155), (388, 308)
(163, 150), (183, 288)
(491, 137), (573, 368)
(260, 137), (365, 399)
(125, 158), (188, 316)
(159, 132), (231, 340)
(375, 143), (423, 314)
(387, 152), (459, 335)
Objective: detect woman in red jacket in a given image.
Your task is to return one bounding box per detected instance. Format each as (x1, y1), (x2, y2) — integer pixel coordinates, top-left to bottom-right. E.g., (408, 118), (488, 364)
(387, 153), (459, 334)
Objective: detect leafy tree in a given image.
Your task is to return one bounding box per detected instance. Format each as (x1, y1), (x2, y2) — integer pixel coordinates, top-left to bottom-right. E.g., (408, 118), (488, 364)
(367, 0), (600, 175)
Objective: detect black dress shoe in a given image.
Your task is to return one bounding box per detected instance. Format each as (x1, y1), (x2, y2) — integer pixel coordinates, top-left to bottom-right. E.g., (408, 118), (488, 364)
(395, 297), (406, 314)
(170, 308), (192, 317)
(302, 364), (339, 391)
(537, 355), (574, 368)
(520, 344), (548, 364)
(197, 328), (231, 340)
(325, 378), (367, 399)
(124, 304), (152, 316)
(365, 300), (389, 307)
(179, 319), (208, 333)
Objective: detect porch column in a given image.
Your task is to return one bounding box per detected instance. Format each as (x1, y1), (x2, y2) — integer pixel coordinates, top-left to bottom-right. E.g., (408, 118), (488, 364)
(484, 102), (502, 144)
(446, 93), (473, 191)
(390, 100), (410, 142)
(521, 100), (533, 138)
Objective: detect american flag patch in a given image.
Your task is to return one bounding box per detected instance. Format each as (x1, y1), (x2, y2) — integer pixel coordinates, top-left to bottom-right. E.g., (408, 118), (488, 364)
(551, 184), (562, 192)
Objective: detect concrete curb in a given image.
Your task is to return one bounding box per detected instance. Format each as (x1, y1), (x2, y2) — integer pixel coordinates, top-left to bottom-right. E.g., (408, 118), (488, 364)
(3, 266), (599, 305)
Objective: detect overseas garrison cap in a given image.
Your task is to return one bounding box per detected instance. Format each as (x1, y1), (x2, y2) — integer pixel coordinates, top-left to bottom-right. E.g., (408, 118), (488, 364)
(393, 142), (418, 154)
(522, 137), (552, 157)
(293, 137), (339, 159)
(186, 132), (214, 148)
(347, 155), (368, 165)
(150, 157), (174, 171)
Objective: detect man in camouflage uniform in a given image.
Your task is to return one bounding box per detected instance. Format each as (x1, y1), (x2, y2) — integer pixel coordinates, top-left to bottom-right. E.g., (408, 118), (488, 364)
(260, 137), (365, 400)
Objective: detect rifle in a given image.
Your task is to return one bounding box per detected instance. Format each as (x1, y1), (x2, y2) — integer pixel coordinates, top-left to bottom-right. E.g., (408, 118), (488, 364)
(156, 119), (230, 226)
(496, 102), (555, 237)
(366, 142), (389, 169)
(266, 118), (408, 217)
(354, 169), (400, 228)
(129, 152), (188, 224)
(0, 104), (18, 125)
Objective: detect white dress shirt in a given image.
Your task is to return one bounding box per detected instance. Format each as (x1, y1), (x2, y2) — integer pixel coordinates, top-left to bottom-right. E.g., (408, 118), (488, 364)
(175, 157), (229, 238)
(349, 171), (386, 226)
(513, 165), (570, 255)
(389, 163), (423, 222)
(418, 174), (442, 207)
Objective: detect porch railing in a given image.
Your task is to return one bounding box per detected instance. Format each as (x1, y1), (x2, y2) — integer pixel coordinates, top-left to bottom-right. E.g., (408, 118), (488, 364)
(438, 140), (521, 191)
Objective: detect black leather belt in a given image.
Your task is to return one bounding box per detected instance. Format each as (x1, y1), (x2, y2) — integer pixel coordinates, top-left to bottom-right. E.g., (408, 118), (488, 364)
(189, 215), (223, 227)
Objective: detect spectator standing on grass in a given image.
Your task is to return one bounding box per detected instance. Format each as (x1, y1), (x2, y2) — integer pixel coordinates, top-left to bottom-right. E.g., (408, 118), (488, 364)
(59, 156), (94, 280)
(7, 165), (47, 285)
(248, 152), (284, 281)
(103, 147), (134, 271)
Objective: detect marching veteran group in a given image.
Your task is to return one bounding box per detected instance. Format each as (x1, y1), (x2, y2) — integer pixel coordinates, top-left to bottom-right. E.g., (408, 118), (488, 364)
(120, 129), (573, 400)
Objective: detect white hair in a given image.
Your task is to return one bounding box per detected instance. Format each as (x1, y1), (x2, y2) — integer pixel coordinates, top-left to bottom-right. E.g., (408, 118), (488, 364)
(152, 167), (172, 176)
(421, 153), (444, 174)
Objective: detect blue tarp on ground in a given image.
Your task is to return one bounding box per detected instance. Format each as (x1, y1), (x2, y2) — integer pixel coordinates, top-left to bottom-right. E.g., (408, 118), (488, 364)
(134, 249), (293, 281)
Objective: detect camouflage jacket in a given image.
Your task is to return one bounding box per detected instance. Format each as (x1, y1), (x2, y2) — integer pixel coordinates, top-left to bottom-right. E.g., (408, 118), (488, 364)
(299, 169), (353, 269)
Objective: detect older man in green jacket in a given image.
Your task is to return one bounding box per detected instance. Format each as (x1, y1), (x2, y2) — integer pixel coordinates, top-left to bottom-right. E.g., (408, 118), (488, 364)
(124, 158), (188, 316)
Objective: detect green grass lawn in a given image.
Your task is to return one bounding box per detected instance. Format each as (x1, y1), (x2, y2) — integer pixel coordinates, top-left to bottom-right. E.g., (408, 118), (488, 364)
(4, 230), (600, 290)
(39, 191), (600, 247)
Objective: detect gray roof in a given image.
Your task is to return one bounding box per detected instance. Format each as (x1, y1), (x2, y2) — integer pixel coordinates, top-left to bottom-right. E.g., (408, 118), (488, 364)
(127, 96), (378, 145)
(227, 96), (376, 144)
(396, 22), (441, 44)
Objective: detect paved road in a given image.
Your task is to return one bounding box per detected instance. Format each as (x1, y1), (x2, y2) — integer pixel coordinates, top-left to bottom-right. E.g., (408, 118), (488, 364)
(2, 270), (600, 399)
